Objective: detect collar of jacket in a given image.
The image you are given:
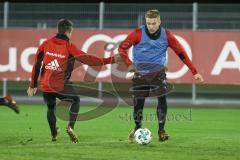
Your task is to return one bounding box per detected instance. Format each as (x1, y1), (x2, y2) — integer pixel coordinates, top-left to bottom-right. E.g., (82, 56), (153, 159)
(55, 33), (70, 42)
(145, 25), (161, 40)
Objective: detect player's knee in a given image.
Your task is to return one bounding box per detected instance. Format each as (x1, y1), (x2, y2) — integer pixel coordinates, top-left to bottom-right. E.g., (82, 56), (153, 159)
(47, 103), (55, 110)
(70, 97), (80, 113)
(72, 96), (80, 105)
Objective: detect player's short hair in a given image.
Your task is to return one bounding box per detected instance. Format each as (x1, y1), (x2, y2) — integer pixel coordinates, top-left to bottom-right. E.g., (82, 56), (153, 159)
(57, 19), (73, 34)
(145, 9), (161, 19)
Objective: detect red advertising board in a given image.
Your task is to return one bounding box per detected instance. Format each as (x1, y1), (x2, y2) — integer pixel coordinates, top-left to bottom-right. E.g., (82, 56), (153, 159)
(0, 29), (239, 84)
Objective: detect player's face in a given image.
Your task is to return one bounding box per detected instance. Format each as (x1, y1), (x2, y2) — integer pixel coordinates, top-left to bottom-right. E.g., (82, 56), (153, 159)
(146, 17), (161, 34)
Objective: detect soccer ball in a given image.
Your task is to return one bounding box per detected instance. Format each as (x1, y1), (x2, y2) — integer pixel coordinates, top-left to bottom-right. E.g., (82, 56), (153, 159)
(134, 128), (152, 145)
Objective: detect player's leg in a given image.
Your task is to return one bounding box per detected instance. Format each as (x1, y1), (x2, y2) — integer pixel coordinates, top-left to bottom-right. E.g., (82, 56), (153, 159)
(128, 75), (150, 143)
(0, 96), (19, 114)
(65, 95), (80, 143)
(68, 96), (80, 130)
(43, 92), (58, 141)
(157, 95), (169, 141)
(133, 97), (145, 130)
(57, 93), (80, 143)
(128, 97), (145, 143)
(150, 70), (169, 141)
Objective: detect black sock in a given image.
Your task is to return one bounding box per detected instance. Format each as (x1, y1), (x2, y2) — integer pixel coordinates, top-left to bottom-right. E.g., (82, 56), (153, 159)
(43, 92), (57, 136)
(68, 96), (80, 129)
(47, 107), (57, 136)
(133, 97), (145, 130)
(157, 96), (167, 133)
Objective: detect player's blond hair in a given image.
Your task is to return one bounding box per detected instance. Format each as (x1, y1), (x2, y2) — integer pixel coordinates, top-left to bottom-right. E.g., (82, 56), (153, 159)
(145, 9), (161, 19)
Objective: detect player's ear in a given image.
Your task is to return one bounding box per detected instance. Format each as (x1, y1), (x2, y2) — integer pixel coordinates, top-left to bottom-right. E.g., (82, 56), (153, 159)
(158, 18), (161, 25)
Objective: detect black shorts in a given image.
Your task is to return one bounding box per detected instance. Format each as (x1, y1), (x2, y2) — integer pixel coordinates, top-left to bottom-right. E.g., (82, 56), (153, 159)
(130, 70), (173, 98)
(43, 84), (79, 106)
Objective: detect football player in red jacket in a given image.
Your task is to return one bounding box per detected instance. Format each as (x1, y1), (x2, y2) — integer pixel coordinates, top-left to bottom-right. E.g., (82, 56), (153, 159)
(27, 19), (117, 143)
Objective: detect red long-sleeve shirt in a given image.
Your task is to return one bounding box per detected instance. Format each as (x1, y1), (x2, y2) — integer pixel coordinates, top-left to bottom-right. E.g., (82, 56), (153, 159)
(118, 28), (197, 75)
(30, 34), (114, 92)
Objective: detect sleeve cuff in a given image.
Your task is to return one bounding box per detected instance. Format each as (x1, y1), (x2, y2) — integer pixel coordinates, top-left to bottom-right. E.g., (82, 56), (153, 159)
(103, 56), (114, 64)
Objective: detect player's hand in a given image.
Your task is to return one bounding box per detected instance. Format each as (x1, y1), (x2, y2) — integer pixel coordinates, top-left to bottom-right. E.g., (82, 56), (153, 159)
(125, 72), (135, 80)
(27, 87), (37, 96)
(125, 64), (137, 80)
(194, 73), (204, 83)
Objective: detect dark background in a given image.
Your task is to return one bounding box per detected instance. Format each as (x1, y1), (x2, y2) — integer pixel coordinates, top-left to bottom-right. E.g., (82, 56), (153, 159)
(0, 0), (238, 3)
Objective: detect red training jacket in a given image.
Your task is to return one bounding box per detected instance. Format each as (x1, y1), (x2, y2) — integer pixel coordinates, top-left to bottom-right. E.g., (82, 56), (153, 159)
(30, 34), (114, 92)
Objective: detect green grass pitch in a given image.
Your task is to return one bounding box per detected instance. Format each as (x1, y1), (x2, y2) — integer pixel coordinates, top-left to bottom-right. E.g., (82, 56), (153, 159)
(0, 104), (239, 160)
